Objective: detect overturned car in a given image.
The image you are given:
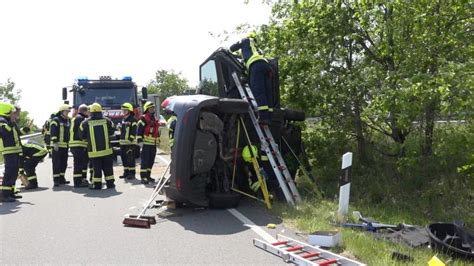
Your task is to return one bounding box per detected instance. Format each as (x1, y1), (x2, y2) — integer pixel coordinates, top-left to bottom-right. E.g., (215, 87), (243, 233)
(164, 48), (305, 208)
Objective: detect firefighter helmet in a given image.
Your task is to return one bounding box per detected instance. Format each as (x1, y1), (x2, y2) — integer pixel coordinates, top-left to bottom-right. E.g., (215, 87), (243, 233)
(58, 104), (71, 112)
(248, 31), (257, 39)
(89, 103), (102, 113)
(121, 102), (133, 112)
(242, 145), (258, 163)
(143, 101), (155, 113)
(0, 102), (15, 117)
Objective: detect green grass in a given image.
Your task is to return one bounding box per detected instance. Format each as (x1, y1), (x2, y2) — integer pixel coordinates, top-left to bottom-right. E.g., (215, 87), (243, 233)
(271, 197), (472, 265)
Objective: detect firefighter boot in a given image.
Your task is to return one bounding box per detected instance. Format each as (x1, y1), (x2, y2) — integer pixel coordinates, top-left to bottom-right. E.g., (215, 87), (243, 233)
(59, 177), (70, 185)
(119, 170), (128, 179)
(106, 180), (115, 189)
(25, 180), (38, 190)
(73, 178), (89, 188)
(126, 171), (136, 180)
(89, 182), (102, 190)
(12, 187), (23, 199)
(0, 190), (16, 202)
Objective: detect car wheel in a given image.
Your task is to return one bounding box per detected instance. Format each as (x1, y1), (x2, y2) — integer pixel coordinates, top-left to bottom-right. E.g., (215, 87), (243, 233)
(209, 192), (240, 209)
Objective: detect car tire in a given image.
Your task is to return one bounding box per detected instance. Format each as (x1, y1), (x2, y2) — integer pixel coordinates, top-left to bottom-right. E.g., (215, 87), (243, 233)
(209, 192), (240, 209)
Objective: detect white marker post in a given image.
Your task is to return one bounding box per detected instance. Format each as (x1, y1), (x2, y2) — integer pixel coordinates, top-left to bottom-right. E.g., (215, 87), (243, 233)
(338, 152), (352, 219)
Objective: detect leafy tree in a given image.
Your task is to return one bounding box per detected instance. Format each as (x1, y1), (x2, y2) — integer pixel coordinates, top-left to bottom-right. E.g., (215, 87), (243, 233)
(147, 70), (190, 101)
(0, 79), (36, 131)
(259, 1), (472, 160)
(0, 79), (21, 104)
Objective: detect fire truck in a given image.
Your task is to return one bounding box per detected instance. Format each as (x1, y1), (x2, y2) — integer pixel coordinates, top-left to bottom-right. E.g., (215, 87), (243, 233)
(62, 76), (148, 157)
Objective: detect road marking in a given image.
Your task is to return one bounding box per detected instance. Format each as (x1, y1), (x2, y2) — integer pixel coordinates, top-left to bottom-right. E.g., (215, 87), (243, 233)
(227, 208), (276, 243)
(156, 153), (277, 243)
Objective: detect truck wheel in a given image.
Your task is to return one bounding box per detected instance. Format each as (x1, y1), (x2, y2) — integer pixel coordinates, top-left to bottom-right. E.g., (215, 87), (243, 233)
(209, 192), (240, 209)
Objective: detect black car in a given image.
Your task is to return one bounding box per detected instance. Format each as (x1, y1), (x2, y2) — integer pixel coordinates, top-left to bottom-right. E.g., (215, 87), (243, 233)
(164, 48), (305, 208)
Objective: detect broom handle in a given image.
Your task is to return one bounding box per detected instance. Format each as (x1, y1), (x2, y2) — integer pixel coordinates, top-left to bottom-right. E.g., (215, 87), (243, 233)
(137, 162), (171, 218)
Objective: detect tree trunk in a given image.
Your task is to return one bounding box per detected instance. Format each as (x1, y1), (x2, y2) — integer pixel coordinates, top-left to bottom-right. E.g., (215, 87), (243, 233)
(422, 101), (436, 156)
(352, 101), (368, 162)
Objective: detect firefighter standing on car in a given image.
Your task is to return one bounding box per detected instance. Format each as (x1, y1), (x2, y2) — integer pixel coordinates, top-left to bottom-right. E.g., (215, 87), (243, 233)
(69, 104), (90, 187)
(119, 102), (137, 180)
(21, 140), (48, 190)
(230, 32), (274, 125)
(136, 101), (160, 184)
(50, 104), (71, 186)
(80, 103), (115, 189)
(0, 102), (23, 202)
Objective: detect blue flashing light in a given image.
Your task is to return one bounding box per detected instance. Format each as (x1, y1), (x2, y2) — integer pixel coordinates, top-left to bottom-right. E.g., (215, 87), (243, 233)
(77, 76), (88, 81)
(122, 76), (132, 81)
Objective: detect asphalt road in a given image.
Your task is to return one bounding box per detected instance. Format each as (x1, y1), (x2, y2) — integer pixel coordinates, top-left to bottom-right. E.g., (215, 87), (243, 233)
(0, 151), (294, 265)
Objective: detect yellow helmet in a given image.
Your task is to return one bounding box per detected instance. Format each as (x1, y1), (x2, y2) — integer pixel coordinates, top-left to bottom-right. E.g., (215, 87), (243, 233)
(0, 102), (15, 117)
(248, 31), (257, 39)
(89, 102), (102, 113)
(143, 101), (155, 113)
(121, 102), (133, 112)
(58, 104), (71, 112)
(242, 145), (258, 163)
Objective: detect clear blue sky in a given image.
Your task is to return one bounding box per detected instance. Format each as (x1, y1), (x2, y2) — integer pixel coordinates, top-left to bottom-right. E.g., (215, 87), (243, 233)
(0, 0), (271, 124)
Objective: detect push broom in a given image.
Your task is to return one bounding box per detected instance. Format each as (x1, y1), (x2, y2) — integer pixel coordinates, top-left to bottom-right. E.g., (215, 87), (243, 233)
(123, 162), (170, 228)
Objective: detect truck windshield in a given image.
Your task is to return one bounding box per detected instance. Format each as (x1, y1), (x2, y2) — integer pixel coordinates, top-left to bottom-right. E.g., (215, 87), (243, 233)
(75, 87), (136, 107)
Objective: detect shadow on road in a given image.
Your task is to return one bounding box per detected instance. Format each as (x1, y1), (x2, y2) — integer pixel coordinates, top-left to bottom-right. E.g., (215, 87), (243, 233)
(19, 187), (49, 193)
(83, 188), (123, 198)
(0, 201), (34, 215)
(52, 185), (74, 192)
(158, 199), (282, 236)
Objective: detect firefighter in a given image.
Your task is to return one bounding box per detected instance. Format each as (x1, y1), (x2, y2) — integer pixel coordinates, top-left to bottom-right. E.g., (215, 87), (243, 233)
(136, 101), (160, 184)
(119, 102), (137, 180)
(161, 96), (176, 149)
(0, 102), (22, 202)
(69, 104), (90, 187)
(242, 145), (261, 193)
(20, 140), (48, 189)
(80, 103), (115, 189)
(230, 32), (274, 125)
(50, 104), (71, 186)
(42, 113), (56, 156)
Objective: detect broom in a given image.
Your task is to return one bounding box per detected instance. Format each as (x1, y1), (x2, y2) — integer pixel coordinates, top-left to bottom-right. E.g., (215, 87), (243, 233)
(123, 162), (170, 228)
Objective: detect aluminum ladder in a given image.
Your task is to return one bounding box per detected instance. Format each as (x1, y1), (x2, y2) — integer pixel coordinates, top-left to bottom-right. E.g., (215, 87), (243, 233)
(232, 72), (302, 205)
(254, 234), (366, 266)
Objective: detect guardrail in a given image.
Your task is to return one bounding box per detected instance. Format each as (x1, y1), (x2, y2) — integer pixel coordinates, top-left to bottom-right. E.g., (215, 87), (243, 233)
(0, 132), (43, 168)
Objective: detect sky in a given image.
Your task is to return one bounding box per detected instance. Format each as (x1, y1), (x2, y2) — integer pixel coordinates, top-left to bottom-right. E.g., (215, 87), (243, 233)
(0, 0), (272, 125)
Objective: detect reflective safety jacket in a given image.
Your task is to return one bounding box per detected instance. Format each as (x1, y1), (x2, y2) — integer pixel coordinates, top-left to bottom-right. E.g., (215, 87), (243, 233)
(22, 142), (48, 159)
(50, 114), (71, 148)
(136, 113), (160, 146)
(80, 113), (114, 158)
(229, 37), (267, 70)
(69, 113), (88, 148)
(119, 114), (137, 145)
(0, 116), (22, 155)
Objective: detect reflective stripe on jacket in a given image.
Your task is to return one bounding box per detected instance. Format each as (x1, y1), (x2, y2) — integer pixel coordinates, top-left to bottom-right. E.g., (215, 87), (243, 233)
(50, 114), (70, 148)
(119, 114), (137, 145)
(136, 113), (160, 146)
(80, 114), (114, 158)
(0, 116), (22, 155)
(69, 113), (88, 148)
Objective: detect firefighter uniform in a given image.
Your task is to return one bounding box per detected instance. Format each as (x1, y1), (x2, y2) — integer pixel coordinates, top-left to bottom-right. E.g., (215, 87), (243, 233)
(0, 102), (22, 202)
(42, 113), (56, 155)
(119, 103), (137, 180)
(80, 103), (115, 189)
(69, 105), (90, 187)
(21, 141), (48, 189)
(230, 32), (274, 124)
(136, 101), (160, 184)
(50, 104), (71, 186)
(167, 115), (177, 148)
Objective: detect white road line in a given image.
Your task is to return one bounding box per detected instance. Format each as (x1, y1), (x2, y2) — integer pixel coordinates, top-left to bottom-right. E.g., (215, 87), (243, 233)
(156, 153), (277, 243)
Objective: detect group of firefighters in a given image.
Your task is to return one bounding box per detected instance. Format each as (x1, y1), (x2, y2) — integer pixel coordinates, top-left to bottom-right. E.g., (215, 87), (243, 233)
(0, 99), (169, 203)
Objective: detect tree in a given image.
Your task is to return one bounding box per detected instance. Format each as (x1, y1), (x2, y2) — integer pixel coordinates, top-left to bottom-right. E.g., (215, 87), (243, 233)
(0, 79), (36, 130)
(259, 1), (472, 160)
(0, 79), (21, 104)
(147, 70), (190, 101)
